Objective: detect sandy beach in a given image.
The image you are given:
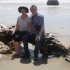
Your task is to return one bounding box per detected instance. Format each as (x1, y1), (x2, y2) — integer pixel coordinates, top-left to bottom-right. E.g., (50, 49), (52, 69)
(0, 35), (70, 70)
(0, 54), (70, 70)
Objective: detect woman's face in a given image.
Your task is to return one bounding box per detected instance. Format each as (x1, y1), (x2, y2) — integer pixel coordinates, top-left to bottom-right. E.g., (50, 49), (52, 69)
(21, 9), (26, 15)
(30, 7), (37, 15)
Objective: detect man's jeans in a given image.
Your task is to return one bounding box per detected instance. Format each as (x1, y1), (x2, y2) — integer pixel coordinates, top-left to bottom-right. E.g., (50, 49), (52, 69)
(22, 32), (43, 58)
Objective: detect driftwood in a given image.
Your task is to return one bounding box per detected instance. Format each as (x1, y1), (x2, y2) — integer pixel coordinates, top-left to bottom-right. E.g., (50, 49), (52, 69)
(0, 42), (12, 54)
(0, 24), (70, 56)
(0, 24), (15, 52)
(40, 34), (69, 57)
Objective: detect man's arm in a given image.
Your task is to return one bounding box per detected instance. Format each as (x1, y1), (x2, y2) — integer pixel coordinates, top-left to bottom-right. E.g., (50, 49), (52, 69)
(38, 25), (44, 36)
(35, 15), (44, 41)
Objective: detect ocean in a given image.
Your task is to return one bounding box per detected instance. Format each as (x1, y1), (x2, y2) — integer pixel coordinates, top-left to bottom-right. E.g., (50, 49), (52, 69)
(0, 0), (70, 36)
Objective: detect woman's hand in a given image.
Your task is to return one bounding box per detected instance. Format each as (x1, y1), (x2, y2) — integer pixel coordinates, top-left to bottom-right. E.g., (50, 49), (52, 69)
(28, 22), (32, 32)
(28, 28), (31, 32)
(35, 35), (40, 41)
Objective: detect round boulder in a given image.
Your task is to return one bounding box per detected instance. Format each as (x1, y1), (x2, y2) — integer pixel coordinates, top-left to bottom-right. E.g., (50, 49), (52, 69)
(47, 0), (59, 5)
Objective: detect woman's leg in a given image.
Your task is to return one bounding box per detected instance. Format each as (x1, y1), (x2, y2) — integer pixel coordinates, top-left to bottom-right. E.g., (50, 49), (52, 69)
(12, 30), (20, 54)
(12, 31), (28, 54)
(16, 42), (20, 53)
(13, 31), (28, 54)
(12, 40), (18, 54)
(12, 40), (21, 54)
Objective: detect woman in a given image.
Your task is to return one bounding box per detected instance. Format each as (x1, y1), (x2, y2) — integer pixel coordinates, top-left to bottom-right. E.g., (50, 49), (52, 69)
(12, 6), (31, 55)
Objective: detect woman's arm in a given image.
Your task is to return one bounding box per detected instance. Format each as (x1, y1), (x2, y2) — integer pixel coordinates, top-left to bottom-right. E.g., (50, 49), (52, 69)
(12, 21), (19, 34)
(28, 22), (32, 32)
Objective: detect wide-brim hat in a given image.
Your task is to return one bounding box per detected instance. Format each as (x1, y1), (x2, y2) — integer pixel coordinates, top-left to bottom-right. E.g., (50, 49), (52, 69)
(18, 6), (29, 13)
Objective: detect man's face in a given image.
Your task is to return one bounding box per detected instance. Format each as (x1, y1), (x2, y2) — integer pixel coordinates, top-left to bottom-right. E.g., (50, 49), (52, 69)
(30, 7), (37, 15)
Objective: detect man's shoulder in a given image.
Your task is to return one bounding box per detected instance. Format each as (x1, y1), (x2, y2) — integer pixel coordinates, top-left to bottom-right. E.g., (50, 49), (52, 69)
(30, 13), (44, 18)
(30, 15), (32, 19)
(37, 13), (44, 18)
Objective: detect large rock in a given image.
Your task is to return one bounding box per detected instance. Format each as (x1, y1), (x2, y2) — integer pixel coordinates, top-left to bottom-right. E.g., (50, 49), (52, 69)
(47, 0), (59, 5)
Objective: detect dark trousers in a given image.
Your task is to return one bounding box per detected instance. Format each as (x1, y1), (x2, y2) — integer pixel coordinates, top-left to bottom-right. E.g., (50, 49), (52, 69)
(22, 32), (43, 58)
(12, 30), (28, 42)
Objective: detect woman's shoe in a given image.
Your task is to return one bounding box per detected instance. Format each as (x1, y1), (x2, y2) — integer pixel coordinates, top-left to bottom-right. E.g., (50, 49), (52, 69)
(14, 51), (20, 55)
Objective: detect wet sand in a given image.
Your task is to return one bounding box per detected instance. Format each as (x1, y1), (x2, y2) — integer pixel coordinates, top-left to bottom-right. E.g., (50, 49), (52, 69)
(0, 35), (70, 70)
(0, 54), (70, 70)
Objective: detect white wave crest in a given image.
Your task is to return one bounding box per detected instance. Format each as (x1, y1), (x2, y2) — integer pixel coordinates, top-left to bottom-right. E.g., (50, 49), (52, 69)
(0, 0), (70, 3)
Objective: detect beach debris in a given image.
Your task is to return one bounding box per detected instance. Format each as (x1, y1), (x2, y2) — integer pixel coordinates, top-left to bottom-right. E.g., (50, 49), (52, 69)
(48, 55), (55, 58)
(0, 24), (8, 30)
(7, 41), (15, 51)
(65, 45), (70, 62)
(0, 46), (12, 54)
(66, 45), (70, 54)
(65, 56), (70, 62)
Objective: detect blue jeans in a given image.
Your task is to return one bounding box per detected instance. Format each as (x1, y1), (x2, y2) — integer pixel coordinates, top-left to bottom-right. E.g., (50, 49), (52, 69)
(22, 32), (43, 58)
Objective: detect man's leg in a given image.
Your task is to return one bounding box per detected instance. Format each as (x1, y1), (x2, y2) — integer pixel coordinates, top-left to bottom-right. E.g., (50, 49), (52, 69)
(22, 32), (35, 57)
(34, 41), (41, 60)
(34, 34), (44, 61)
(22, 32), (31, 55)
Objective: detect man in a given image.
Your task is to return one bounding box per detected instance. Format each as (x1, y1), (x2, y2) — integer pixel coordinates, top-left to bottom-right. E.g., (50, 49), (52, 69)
(22, 5), (44, 61)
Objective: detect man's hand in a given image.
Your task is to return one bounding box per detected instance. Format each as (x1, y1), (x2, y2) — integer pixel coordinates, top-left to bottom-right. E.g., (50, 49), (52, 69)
(35, 35), (40, 41)
(12, 31), (14, 34)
